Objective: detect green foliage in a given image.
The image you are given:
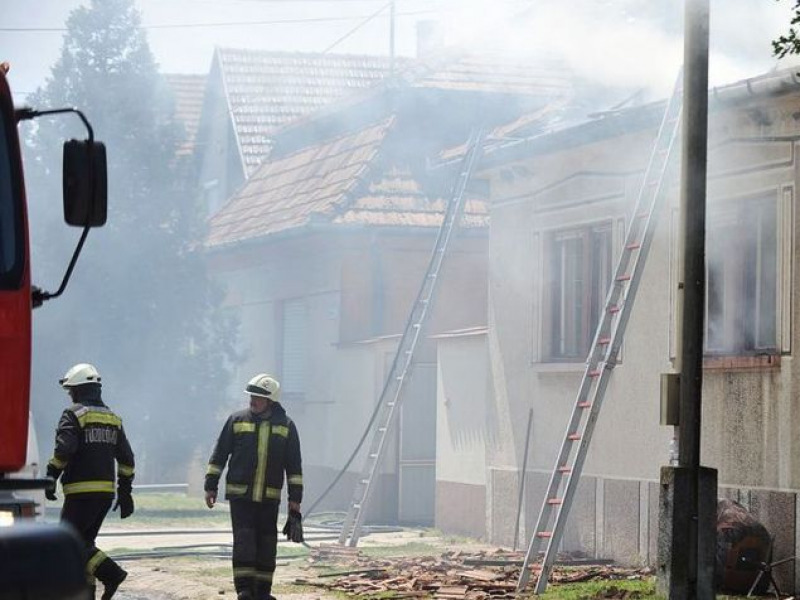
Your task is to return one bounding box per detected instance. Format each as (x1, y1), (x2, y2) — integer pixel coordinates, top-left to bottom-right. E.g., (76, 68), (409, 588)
(22, 0), (238, 482)
(773, 0), (800, 57)
(535, 579), (658, 600)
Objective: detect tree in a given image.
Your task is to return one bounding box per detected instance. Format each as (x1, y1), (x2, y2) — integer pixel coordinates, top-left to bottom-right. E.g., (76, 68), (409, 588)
(23, 0), (238, 482)
(773, 0), (800, 57)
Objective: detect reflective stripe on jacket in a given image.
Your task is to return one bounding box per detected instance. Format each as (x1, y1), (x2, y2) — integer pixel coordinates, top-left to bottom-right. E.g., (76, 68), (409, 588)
(205, 402), (303, 504)
(48, 394), (135, 497)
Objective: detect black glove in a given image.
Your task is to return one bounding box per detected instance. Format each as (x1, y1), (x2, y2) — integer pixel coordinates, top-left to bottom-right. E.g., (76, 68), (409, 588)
(282, 509), (304, 543)
(45, 482), (57, 502)
(113, 491), (134, 519)
(44, 467), (59, 501)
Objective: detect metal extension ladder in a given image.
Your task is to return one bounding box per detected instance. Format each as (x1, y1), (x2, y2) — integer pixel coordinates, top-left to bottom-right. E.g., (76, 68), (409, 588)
(517, 73), (684, 594)
(338, 128), (486, 547)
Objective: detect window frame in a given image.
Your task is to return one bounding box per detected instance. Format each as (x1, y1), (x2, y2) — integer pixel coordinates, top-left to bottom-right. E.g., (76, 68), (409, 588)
(0, 80), (25, 291)
(704, 193), (780, 357)
(541, 220), (615, 362)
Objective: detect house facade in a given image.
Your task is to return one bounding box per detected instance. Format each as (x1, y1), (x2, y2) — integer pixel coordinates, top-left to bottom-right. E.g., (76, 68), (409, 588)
(435, 67), (800, 590)
(201, 49), (576, 525)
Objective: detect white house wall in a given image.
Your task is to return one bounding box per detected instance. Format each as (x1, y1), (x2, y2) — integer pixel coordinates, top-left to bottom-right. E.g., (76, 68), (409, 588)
(435, 333), (489, 537)
(481, 91), (800, 582)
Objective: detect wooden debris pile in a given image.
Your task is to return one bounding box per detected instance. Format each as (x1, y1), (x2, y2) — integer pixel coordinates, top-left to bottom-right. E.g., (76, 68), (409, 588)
(298, 546), (652, 598)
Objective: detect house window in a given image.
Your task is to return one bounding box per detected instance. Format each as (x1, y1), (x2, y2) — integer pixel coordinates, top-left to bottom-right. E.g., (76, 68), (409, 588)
(279, 298), (308, 401)
(706, 195), (777, 355)
(545, 222), (613, 360)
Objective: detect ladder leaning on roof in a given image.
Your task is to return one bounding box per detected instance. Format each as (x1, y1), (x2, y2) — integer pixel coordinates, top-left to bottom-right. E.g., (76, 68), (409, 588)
(516, 71), (684, 595)
(337, 127), (486, 547)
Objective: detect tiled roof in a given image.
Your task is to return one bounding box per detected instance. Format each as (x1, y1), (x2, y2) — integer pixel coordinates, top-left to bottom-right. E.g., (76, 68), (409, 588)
(217, 48), (411, 175)
(163, 73), (206, 158)
(207, 118), (394, 247)
(332, 172), (488, 228)
(412, 53), (572, 98)
(207, 119), (489, 248)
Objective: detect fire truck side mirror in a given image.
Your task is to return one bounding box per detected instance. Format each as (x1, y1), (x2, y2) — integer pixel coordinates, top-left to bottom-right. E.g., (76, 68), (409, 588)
(62, 139), (107, 228)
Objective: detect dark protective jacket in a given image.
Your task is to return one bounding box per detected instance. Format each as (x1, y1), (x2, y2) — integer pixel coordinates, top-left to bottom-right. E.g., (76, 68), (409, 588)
(205, 402), (303, 503)
(47, 385), (135, 497)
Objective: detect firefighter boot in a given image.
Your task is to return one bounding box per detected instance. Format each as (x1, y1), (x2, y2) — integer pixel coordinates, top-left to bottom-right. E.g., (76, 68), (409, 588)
(96, 558), (128, 600)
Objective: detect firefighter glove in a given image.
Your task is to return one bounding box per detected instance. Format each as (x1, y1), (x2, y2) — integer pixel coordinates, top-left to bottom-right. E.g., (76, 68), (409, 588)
(282, 509), (304, 543)
(45, 465), (59, 501)
(45, 482), (57, 502)
(113, 491), (134, 519)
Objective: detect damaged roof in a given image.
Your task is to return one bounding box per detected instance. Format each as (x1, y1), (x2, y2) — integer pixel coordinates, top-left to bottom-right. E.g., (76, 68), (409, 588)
(206, 117), (488, 248)
(216, 48), (410, 175)
(213, 48), (573, 175)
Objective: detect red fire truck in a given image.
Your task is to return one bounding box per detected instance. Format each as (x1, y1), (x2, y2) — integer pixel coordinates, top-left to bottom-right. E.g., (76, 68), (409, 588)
(0, 63), (107, 599)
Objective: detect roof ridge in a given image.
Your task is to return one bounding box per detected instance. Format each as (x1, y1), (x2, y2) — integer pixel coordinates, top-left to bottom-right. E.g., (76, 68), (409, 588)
(215, 46), (417, 62)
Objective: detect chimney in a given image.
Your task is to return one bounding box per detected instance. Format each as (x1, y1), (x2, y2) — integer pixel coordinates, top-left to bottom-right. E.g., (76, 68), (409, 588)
(416, 20), (443, 59)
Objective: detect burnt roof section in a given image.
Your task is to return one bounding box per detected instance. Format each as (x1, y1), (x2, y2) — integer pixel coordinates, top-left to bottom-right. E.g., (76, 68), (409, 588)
(216, 48), (411, 175)
(163, 73), (207, 158)
(207, 118), (395, 247)
(206, 117), (488, 248)
(478, 66), (800, 169)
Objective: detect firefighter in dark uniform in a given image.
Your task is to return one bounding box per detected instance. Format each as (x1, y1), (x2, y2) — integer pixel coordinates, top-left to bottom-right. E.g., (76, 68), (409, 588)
(45, 363), (135, 600)
(205, 374), (303, 600)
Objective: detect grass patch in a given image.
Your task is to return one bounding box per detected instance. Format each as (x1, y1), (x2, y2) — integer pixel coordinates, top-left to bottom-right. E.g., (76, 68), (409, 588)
(535, 579), (659, 599)
(360, 541), (442, 558)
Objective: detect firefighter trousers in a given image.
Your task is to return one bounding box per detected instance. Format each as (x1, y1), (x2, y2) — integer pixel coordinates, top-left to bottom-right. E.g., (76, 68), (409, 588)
(61, 495), (127, 588)
(230, 499), (280, 599)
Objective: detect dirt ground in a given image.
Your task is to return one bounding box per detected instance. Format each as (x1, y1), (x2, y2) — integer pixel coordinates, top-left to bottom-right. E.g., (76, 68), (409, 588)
(112, 556), (331, 600)
(110, 530), (477, 600)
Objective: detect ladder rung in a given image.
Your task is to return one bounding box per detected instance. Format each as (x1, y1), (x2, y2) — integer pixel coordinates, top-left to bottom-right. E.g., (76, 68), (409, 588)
(588, 369), (601, 377)
(616, 274), (631, 282)
(567, 433), (581, 441)
(353, 503), (361, 509)
(626, 243), (641, 250)
(598, 337), (611, 345)
(577, 402), (592, 409)
(369, 453), (378, 459)
(387, 402), (395, 407)
(608, 305), (621, 314)
(537, 531), (553, 538)
(547, 498), (563, 505)
(557, 466), (572, 473)
(637, 211), (649, 219)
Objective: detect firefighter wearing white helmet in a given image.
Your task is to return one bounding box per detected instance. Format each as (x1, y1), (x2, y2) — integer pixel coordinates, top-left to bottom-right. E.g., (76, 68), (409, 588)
(244, 373), (281, 401)
(59, 362), (102, 387)
(47, 363), (135, 599)
(205, 373), (303, 600)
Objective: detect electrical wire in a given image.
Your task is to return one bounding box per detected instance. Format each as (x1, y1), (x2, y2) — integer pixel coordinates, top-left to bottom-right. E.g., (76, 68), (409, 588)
(323, 2), (391, 53)
(0, 9), (434, 32)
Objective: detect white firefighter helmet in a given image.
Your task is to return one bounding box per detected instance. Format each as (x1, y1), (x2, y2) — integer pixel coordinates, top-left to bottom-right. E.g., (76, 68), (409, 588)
(59, 363), (101, 388)
(245, 373), (281, 401)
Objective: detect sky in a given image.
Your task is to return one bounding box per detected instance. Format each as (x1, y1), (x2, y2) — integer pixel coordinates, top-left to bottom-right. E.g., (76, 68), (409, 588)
(0, 0), (797, 104)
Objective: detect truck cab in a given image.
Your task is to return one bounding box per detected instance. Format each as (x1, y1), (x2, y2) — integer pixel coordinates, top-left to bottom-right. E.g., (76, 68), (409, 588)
(0, 62), (107, 599)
